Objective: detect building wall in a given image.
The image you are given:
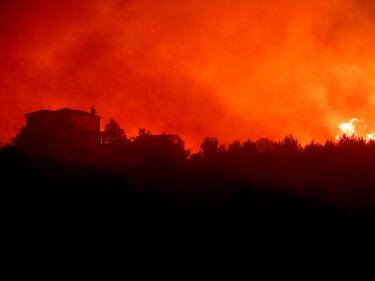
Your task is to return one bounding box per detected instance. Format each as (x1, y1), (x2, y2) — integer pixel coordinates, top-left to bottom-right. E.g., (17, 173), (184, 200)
(26, 112), (60, 133)
(69, 115), (100, 133)
(24, 111), (101, 149)
(26, 112), (100, 134)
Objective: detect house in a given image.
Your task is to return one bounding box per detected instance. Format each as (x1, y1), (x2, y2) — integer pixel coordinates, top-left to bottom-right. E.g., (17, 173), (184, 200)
(16, 107), (101, 150)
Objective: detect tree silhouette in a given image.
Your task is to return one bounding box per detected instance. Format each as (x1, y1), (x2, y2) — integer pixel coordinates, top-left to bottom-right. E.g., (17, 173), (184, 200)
(104, 119), (126, 144)
(279, 135), (301, 152)
(6, 118), (375, 228)
(200, 137), (220, 158)
(138, 128), (151, 136)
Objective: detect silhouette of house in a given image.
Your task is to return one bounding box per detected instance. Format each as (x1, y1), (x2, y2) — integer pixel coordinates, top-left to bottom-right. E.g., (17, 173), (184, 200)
(16, 108), (101, 151)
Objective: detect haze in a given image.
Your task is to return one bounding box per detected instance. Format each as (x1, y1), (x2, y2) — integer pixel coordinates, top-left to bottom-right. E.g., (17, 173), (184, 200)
(1, 0), (375, 149)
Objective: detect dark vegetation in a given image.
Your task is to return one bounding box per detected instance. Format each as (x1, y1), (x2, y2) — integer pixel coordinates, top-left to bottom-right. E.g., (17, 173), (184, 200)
(3, 120), (375, 233)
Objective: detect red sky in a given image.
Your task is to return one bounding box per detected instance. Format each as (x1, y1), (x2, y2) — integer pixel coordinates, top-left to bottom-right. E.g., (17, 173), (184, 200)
(2, 0), (375, 149)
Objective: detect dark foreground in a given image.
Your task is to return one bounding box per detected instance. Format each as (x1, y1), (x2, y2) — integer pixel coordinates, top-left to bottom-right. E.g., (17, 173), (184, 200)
(3, 135), (375, 236)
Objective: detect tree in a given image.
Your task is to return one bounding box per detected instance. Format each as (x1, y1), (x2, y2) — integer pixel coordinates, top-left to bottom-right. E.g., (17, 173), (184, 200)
(138, 128), (151, 136)
(228, 140), (242, 153)
(201, 137), (220, 158)
(279, 135), (300, 152)
(104, 119), (126, 144)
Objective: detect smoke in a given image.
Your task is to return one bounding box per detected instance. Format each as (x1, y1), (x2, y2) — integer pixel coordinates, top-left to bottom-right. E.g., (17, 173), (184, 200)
(1, 0), (375, 149)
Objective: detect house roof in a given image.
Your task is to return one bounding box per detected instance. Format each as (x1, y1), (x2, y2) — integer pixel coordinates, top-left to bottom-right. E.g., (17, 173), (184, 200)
(26, 108), (101, 118)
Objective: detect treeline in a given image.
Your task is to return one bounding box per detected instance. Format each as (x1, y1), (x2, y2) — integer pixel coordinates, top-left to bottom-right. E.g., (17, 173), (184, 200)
(2, 127), (375, 227)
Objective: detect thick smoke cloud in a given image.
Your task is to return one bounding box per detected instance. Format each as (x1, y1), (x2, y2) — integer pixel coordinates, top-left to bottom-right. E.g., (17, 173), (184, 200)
(1, 0), (375, 149)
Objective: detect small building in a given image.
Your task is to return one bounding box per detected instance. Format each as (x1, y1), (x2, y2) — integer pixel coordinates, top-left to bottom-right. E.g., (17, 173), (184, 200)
(25, 108), (100, 135)
(16, 108), (101, 151)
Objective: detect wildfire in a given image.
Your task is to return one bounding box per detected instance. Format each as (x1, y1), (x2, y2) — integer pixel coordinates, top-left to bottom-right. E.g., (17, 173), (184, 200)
(336, 118), (375, 143)
(367, 133), (375, 142)
(338, 118), (359, 137)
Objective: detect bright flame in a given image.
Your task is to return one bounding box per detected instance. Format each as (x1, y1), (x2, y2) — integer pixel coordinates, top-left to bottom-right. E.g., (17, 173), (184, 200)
(336, 118), (375, 142)
(366, 133), (375, 143)
(338, 118), (359, 137)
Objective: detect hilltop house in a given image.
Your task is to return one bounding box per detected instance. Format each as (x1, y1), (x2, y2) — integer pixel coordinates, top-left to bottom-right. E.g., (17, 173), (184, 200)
(15, 107), (101, 150)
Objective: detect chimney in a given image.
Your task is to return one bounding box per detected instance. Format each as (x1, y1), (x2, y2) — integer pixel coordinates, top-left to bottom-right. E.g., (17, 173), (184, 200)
(90, 107), (96, 115)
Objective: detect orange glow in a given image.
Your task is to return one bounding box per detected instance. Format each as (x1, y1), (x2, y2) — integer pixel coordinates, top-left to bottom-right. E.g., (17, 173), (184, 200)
(2, 1), (375, 150)
(336, 118), (375, 142)
(338, 118), (359, 137)
(367, 133), (375, 142)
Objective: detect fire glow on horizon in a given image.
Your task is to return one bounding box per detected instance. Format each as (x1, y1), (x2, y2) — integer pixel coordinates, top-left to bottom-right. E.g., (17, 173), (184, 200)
(338, 118), (359, 137)
(337, 118), (375, 142)
(2, 1), (375, 149)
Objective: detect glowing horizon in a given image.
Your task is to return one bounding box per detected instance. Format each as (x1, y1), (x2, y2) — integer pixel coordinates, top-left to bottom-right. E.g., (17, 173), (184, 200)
(2, 0), (375, 150)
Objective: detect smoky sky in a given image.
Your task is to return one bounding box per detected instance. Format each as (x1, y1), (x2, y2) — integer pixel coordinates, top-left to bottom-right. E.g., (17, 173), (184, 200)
(1, 0), (375, 149)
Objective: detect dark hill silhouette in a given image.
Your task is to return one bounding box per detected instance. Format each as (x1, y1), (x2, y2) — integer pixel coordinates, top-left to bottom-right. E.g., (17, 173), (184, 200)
(3, 108), (375, 235)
